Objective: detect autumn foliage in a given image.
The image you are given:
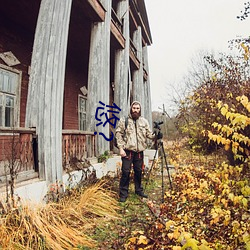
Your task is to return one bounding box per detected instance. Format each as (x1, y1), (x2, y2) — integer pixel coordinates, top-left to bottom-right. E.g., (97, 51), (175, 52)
(125, 143), (250, 249)
(125, 42), (250, 250)
(207, 95), (250, 164)
(176, 43), (250, 157)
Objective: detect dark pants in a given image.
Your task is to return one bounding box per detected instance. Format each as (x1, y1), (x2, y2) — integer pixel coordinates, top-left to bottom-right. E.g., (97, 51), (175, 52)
(119, 150), (144, 198)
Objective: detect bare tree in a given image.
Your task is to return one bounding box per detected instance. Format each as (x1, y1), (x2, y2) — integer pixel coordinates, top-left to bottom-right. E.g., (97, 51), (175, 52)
(4, 130), (21, 208)
(237, 2), (250, 20)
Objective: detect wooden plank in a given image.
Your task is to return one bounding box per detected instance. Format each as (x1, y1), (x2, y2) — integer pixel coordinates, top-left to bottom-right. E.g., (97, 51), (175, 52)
(62, 130), (95, 135)
(87, 0), (111, 156)
(27, 0), (73, 183)
(0, 127), (35, 133)
(136, 0), (152, 44)
(129, 47), (140, 70)
(75, 0), (105, 22)
(0, 51), (20, 66)
(61, 134), (92, 167)
(0, 133), (35, 176)
(142, 45), (153, 126)
(137, 13), (152, 45)
(0, 170), (38, 189)
(55, 0), (73, 180)
(132, 26), (145, 113)
(35, 0), (55, 180)
(129, 0), (152, 45)
(113, 0), (131, 117)
(129, 8), (138, 30)
(87, 0), (106, 21)
(110, 20), (125, 49)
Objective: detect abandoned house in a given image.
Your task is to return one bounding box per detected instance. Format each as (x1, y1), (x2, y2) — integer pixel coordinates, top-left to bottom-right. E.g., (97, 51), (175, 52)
(0, 0), (153, 197)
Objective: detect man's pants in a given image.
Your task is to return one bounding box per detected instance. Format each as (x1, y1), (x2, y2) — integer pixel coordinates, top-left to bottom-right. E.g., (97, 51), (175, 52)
(119, 150), (144, 198)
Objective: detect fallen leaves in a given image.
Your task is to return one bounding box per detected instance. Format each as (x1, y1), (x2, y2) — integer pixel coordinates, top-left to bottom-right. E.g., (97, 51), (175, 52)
(125, 151), (249, 249)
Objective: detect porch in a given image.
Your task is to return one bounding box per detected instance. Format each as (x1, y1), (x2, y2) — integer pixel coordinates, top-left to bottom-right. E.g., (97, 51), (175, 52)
(0, 128), (96, 189)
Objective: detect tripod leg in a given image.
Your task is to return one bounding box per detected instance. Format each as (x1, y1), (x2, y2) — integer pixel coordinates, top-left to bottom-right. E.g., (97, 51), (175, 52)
(144, 148), (158, 192)
(159, 146), (165, 203)
(161, 143), (173, 190)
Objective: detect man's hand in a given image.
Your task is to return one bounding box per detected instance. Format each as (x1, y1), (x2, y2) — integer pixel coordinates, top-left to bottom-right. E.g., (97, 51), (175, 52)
(120, 148), (126, 157)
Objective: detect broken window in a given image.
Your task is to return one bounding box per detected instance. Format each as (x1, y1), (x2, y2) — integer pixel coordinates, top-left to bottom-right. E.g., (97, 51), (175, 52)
(78, 95), (87, 131)
(0, 66), (20, 128)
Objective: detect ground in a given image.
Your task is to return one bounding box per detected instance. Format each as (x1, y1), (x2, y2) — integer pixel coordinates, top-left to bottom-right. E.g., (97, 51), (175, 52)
(86, 164), (171, 250)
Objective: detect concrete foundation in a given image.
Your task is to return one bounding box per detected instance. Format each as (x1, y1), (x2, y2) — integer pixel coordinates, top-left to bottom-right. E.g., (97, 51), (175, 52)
(0, 152), (159, 204)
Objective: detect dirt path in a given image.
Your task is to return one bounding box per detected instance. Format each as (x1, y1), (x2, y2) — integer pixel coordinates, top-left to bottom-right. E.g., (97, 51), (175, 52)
(90, 169), (172, 250)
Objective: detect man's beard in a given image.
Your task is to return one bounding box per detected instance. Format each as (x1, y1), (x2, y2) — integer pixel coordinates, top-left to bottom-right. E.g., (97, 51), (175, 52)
(131, 112), (140, 120)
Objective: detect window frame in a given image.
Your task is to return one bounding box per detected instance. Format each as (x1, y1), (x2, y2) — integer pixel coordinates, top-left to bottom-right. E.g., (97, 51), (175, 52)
(78, 95), (87, 131)
(0, 64), (22, 129)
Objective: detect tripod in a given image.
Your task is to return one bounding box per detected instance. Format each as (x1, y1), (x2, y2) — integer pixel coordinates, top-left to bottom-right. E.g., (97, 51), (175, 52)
(144, 134), (173, 203)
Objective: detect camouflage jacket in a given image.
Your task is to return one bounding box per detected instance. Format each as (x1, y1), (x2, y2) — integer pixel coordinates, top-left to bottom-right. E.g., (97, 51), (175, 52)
(115, 115), (155, 152)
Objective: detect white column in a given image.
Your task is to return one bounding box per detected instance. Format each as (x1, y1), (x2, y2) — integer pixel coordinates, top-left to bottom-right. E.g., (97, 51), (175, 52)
(132, 26), (144, 116)
(114, 0), (130, 117)
(86, 0), (112, 155)
(142, 45), (153, 126)
(25, 0), (72, 183)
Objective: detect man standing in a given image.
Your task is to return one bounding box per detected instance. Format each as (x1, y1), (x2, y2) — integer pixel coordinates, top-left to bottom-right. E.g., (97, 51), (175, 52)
(115, 101), (156, 202)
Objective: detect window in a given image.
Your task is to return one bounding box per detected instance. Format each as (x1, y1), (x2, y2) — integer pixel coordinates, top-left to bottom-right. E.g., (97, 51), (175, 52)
(0, 66), (20, 127)
(78, 95), (87, 131)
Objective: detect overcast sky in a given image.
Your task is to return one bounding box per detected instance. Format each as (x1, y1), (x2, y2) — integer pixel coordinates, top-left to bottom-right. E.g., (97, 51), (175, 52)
(145, 0), (250, 112)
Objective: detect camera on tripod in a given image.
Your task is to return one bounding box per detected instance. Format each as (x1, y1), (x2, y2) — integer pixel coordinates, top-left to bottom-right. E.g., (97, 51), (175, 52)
(153, 121), (163, 140)
(153, 121), (163, 130)
(145, 119), (173, 199)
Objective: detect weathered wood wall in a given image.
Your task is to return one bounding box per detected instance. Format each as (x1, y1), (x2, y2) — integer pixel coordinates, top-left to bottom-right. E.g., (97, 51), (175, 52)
(142, 45), (152, 126)
(63, 75), (87, 130)
(132, 26), (144, 114)
(0, 14), (34, 127)
(0, 0), (153, 187)
(62, 130), (96, 168)
(86, 0), (112, 156)
(114, 0), (131, 117)
(25, 0), (73, 183)
(0, 128), (36, 180)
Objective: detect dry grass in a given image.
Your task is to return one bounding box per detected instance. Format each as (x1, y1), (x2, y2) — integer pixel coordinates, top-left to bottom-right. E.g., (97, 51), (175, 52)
(0, 180), (121, 249)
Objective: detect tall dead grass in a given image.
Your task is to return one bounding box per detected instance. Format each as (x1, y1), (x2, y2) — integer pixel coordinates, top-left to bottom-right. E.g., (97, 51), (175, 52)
(0, 180), (121, 249)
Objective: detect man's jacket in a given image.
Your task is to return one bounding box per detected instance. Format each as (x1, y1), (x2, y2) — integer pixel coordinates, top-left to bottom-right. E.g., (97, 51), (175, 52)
(115, 115), (155, 152)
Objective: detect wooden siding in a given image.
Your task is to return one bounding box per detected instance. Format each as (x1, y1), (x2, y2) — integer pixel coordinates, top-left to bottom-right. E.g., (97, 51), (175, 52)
(86, 0), (111, 155)
(113, 0), (131, 117)
(0, 128), (36, 186)
(26, 0), (73, 183)
(110, 8), (125, 49)
(0, 13), (34, 128)
(62, 130), (96, 168)
(76, 0), (106, 22)
(63, 80), (84, 130)
(0, 128), (96, 185)
(0, 0), (153, 187)
(129, 38), (140, 70)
